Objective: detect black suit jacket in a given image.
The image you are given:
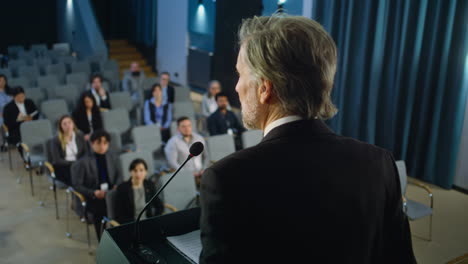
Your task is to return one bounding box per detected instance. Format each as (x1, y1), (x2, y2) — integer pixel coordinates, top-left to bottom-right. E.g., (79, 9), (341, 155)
(167, 85), (175, 104)
(199, 119), (415, 264)
(48, 131), (89, 166)
(207, 109), (245, 136)
(72, 109), (103, 135)
(3, 99), (39, 143)
(114, 179), (164, 224)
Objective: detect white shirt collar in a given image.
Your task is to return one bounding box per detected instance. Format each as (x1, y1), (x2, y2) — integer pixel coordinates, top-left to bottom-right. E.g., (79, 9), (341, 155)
(263, 115), (303, 137)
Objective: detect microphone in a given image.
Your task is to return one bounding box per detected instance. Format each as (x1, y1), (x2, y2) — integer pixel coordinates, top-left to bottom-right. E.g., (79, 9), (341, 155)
(133, 142), (204, 250)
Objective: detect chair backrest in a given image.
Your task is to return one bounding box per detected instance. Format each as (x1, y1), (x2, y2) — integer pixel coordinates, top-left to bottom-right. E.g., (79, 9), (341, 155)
(174, 86), (191, 102)
(105, 189), (118, 220)
(9, 77), (31, 89)
(143, 77), (159, 91)
(206, 134), (236, 162)
(242, 130), (263, 148)
(173, 102), (195, 120)
(102, 59), (119, 72)
(395, 160), (408, 195)
(46, 63), (67, 83)
(131, 124), (162, 153)
(54, 84), (80, 108)
(102, 70), (120, 91)
(160, 168), (197, 211)
(25, 88), (46, 108)
(52, 43), (71, 56)
(0, 68), (12, 79)
(17, 65), (39, 86)
(41, 99), (69, 126)
(30, 44), (48, 52)
(102, 108), (131, 134)
(66, 72), (88, 91)
(71, 61), (91, 75)
(20, 119), (53, 149)
(8, 60), (27, 75)
(119, 151), (155, 182)
(37, 75), (60, 97)
(109, 91), (133, 112)
(8, 45), (25, 58)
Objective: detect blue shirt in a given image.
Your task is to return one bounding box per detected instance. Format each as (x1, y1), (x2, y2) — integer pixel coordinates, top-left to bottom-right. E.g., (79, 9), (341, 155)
(143, 98), (172, 128)
(0, 90), (12, 125)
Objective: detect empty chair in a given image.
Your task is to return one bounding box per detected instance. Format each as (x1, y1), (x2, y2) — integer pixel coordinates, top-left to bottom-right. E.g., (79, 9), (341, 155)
(17, 65), (40, 86)
(173, 101), (196, 120)
(102, 70), (120, 91)
(102, 59), (119, 72)
(0, 68), (12, 79)
(131, 124), (162, 153)
(86, 54), (106, 73)
(8, 60), (27, 76)
(206, 134), (236, 163)
(25, 88), (46, 108)
(37, 75), (60, 97)
(160, 168), (197, 211)
(66, 72), (88, 91)
(174, 86), (191, 102)
(17, 51), (35, 65)
(9, 77), (31, 89)
(396, 160), (434, 241)
(46, 63), (67, 84)
(59, 56), (77, 73)
(30, 44), (47, 52)
(119, 151), (155, 181)
(242, 130), (263, 148)
(109, 91), (133, 112)
(143, 77), (159, 91)
(53, 84), (80, 108)
(52, 43), (71, 56)
(46, 50), (61, 63)
(34, 57), (52, 75)
(102, 108), (132, 151)
(41, 99), (69, 126)
(71, 60), (91, 75)
(7, 45), (25, 59)
(19, 119), (53, 196)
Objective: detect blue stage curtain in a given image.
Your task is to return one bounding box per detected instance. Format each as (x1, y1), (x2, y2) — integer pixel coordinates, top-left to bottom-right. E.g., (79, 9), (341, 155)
(129, 0), (157, 47)
(312, 0), (468, 188)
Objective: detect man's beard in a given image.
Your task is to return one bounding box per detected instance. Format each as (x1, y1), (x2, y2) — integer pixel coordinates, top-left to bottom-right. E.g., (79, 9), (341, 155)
(241, 88), (260, 130)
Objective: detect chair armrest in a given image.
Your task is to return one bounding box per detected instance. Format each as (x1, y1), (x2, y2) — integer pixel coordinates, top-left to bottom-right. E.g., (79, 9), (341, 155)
(2, 124), (9, 136)
(43, 161), (56, 178)
(67, 187), (87, 205)
(407, 178), (434, 208)
(164, 203), (177, 212)
(109, 220), (120, 227)
(20, 142), (30, 153)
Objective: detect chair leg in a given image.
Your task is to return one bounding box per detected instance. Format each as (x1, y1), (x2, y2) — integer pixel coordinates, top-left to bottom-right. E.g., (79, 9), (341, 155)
(85, 211), (92, 255)
(53, 179), (59, 220)
(66, 189), (71, 238)
(29, 164), (34, 196)
(428, 214), (433, 242)
(7, 144), (12, 170)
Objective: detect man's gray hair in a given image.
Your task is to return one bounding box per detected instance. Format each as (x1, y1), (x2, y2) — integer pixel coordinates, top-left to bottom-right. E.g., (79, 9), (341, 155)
(238, 15), (338, 119)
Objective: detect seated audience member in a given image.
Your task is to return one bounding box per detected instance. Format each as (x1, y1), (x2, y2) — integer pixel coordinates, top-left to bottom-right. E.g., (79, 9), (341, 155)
(0, 74), (12, 127)
(48, 115), (88, 185)
(159, 72), (175, 104)
(201, 80), (224, 117)
(71, 130), (122, 240)
(143, 84), (172, 142)
(72, 93), (103, 141)
(84, 74), (111, 110)
(165, 117), (209, 183)
(207, 92), (245, 149)
(122, 62), (145, 104)
(2, 87), (39, 144)
(114, 158), (164, 224)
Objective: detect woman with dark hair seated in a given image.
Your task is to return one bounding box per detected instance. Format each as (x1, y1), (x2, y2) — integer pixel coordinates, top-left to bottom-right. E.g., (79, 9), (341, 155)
(72, 93), (103, 141)
(48, 115), (88, 185)
(114, 158), (164, 224)
(143, 83), (172, 142)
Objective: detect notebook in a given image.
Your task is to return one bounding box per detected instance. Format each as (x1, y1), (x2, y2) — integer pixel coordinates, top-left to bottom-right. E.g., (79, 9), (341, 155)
(166, 230), (202, 264)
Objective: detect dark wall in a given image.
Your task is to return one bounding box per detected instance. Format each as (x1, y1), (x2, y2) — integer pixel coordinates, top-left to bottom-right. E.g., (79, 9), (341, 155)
(91, 0), (130, 40)
(212, 0), (263, 107)
(0, 1), (57, 53)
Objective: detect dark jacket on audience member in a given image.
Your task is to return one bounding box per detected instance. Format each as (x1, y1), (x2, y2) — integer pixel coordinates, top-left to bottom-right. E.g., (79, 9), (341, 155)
(2, 99), (39, 144)
(114, 179), (164, 224)
(48, 131), (88, 166)
(199, 119), (416, 264)
(71, 152), (122, 200)
(84, 90), (111, 109)
(207, 108), (245, 136)
(166, 85), (175, 104)
(72, 109), (103, 135)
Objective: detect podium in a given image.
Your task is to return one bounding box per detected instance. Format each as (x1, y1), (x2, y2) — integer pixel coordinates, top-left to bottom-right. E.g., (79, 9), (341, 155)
(97, 207), (201, 263)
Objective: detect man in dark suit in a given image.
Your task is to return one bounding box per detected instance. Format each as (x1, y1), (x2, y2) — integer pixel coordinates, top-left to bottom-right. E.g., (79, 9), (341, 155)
(71, 130), (122, 240)
(2, 86), (39, 144)
(199, 15), (416, 264)
(159, 72), (175, 104)
(84, 74), (111, 110)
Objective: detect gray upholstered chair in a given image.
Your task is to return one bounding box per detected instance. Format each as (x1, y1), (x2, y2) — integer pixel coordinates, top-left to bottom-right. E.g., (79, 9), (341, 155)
(396, 160), (434, 241)
(242, 129), (263, 148)
(206, 134), (236, 163)
(41, 99), (69, 127)
(37, 75), (60, 98)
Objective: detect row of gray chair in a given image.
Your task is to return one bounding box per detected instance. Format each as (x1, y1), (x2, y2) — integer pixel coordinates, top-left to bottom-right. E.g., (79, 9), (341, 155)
(7, 43), (71, 60)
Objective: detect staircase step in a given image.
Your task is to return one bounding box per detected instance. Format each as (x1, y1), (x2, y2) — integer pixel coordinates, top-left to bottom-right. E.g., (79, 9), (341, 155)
(110, 53), (143, 60)
(109, 47), (138, 54)
(118, 59), (148, 68)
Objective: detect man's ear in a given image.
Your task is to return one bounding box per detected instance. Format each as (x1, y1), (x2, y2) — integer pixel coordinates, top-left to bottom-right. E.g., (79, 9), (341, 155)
(259, 79), (273, 104)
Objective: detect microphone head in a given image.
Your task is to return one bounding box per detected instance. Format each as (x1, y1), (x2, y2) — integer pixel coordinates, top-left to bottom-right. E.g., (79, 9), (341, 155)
(189, 142), (204, 157)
